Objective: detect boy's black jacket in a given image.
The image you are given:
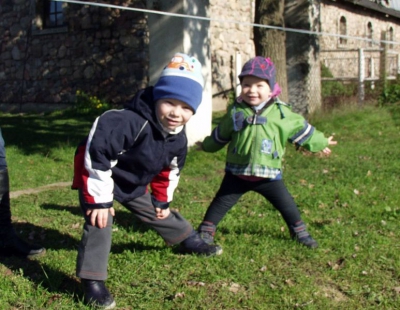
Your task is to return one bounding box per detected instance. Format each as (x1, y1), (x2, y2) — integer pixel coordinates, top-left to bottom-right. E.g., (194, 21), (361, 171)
(72, 86), (188, 209)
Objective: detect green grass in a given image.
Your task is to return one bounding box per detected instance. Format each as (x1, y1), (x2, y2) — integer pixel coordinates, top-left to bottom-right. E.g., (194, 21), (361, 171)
(0, 103), (399, 309)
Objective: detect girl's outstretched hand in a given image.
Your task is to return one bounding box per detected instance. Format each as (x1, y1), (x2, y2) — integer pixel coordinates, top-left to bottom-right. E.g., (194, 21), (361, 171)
(327, 136), (337, 146)
(322, 147), (332, 155)
(321, 136), (337, 155)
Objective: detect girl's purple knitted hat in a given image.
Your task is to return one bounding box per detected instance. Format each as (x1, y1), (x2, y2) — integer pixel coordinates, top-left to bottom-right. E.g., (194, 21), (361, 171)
(239, 56), (276, 87)
(238, 56), (281, 97)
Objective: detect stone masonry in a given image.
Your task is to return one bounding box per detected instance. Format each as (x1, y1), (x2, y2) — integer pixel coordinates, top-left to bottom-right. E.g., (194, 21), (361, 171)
(209, 0), (255, 110)
(0, 0), (149, 111)
(320, 0), (400, 79)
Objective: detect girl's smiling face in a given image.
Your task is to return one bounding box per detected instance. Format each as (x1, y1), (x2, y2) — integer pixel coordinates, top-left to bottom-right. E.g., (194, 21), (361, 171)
(240, 75), (272, 107)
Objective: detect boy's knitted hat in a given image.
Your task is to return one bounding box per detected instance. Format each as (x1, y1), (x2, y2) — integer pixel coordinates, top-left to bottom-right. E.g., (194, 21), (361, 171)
(153, 53), (204, 114)
(238, 56), (281, 97)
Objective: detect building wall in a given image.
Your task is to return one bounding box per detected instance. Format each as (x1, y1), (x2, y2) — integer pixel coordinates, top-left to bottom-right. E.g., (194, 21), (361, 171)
(209, 0), (255, 110)
(320, 0), (400, 79)
(0, 0), (149, 111)
(0, 0), (256, 112)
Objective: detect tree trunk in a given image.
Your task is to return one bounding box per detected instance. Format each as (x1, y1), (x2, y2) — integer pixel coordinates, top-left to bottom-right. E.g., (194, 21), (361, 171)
(254, 0), (288, 102)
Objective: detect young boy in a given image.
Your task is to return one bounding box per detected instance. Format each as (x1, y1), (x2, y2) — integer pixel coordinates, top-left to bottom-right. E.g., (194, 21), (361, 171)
(0, 128), (45, 257)
(72, 53), (222, 309)
(197, 56), (337, 250)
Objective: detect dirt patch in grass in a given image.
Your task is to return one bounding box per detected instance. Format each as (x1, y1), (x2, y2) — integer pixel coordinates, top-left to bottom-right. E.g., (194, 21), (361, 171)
(10, 182), (71, 199)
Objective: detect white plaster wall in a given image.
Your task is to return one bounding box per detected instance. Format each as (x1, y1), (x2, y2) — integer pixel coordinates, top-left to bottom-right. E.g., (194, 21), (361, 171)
(147, 0), (212, 147)
(183, 0), (212, 147)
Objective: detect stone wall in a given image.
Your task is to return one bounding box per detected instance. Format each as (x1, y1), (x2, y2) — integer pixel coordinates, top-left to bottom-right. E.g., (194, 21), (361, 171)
(320, 0), (400, 79)
(209, 0), (255, 110)
(0, 0), (149, 111)
(0, 0), (256, 112)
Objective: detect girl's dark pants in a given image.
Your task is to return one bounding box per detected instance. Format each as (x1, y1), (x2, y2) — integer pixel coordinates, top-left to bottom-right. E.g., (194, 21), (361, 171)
(203, 172), (302, 227)
(76, 191), (193, 280)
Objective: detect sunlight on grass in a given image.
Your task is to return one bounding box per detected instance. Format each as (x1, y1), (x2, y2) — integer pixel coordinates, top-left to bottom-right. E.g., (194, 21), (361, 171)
(0, 103), (399, 309)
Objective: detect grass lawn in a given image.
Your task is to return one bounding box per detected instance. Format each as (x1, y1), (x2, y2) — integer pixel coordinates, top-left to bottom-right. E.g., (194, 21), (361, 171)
(0, 103), (399, 309)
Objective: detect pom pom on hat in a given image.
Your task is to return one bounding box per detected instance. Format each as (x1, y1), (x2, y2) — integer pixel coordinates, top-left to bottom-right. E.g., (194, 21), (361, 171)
(153, 53), (204, 114)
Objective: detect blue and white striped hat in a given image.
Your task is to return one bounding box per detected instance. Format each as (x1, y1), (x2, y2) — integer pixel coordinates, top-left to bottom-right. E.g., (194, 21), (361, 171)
(153, 53), (204, 113)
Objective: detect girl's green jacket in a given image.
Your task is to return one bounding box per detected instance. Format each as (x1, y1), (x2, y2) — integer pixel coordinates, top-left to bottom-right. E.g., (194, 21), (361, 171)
(202, 99), (329, 178)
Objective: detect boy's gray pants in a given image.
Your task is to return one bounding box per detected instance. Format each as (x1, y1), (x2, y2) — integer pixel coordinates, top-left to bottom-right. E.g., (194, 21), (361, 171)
(76, 190), (193, 280)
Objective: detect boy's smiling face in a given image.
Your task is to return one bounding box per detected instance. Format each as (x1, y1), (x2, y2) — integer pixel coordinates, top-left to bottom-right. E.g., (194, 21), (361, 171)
(156, 99), (194, 130)
(240, 75), (272, 107)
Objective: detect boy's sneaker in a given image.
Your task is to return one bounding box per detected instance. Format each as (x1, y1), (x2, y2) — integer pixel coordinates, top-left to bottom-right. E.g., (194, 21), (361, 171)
(180, 230), (222, 256)
(198, 221), (216, 245)
(289, 221), (318, 249)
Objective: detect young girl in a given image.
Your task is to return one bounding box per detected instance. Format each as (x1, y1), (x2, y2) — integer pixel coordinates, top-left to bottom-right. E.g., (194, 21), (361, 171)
(197, 56), (337, 249)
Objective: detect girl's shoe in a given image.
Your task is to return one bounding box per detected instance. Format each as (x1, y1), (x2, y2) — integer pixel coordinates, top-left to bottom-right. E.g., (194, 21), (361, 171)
(289, 221), (318, 248)
(198, 221), (216, 245)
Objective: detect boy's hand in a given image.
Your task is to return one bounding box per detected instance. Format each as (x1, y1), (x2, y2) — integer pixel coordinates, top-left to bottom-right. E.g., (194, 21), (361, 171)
(155, 207), (171, 219)
(86, 207), (115, 228)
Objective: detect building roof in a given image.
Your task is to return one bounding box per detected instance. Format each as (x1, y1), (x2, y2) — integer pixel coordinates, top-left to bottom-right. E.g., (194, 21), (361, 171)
(340, 0), (400, 18)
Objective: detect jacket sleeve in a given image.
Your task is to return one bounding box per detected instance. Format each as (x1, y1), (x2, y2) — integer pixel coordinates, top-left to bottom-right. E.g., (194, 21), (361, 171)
(150, 146), (187, 209)
(285, 110), (329, 152)
(79, 110), (142, 209)
(202, 109), (235, 152)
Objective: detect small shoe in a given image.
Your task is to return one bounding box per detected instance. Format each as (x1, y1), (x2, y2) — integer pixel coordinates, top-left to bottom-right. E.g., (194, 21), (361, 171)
(294, 235), (318, 248)
(0, 231), (45, 258)
(82, 279), (116, 309)
(198, 221), (216, 245)
(289, 221), (319, 249)
(180, 231), (222, 257)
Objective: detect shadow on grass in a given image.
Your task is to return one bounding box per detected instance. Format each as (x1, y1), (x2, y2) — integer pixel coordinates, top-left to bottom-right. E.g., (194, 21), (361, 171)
(215, 217), (331, 243)
(41, 203), (83, 217)
(0, 113), (94, 156)
(0, 255), (84, 305)
(0, 222), (83, 306)
(0, 218), (167, 306)
(40, 203), (165, 254)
